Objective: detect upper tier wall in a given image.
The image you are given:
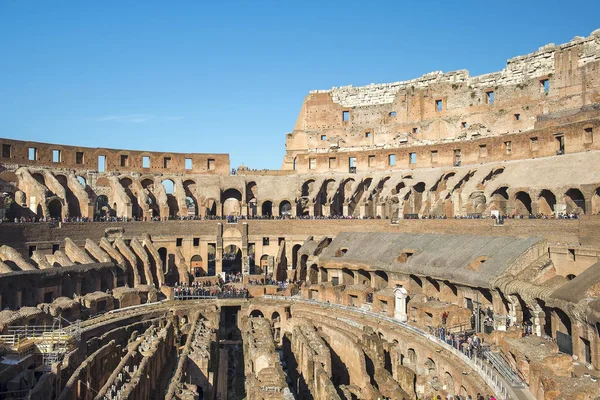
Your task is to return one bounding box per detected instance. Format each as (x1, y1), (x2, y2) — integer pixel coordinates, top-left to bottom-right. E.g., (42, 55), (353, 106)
(282, 29), (600, 170)
(0, 138), (230, 174)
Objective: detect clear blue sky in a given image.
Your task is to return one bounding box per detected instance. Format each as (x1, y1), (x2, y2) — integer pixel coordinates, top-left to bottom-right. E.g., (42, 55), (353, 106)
(1, 1), (599, 170)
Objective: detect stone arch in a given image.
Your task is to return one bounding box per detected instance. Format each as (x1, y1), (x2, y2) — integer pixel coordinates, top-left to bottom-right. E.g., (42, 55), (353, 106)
(95, 195), (113, 218)
(119, 177), (142, 218)
(141, 178), (160, 218)
(246, 181), (257, 216)
(424, 357), (436, 375)
(564, 188), (586, 214)
(341, 268), (354, 285)
(373, 270), (388, 289)
(221, 188), (242, 216)
(299, 254), (308, 281)
(513, 191), (532, 216)
(271, 311), (281, 322)
(279, 200), (292, 217)
(490, 186), (509, 214)
(537, 189), (557, 216)
(223, 244), (242, 275)
(162, 179), (178, 217)
(249, 309), (264, 318)
(47, 198), (62, 219)
(258, 254), (269, 275)
(183, 180), (198, 216)
(308, 264), (318, 284)
(444, 371), (454, 392)
(291, 244), (302, 269)
(55, 174), (81, 218)
(406, 348), (416, 365)
(357, 269), (371, 285)
(191, 255), (204, 277)
(318, 266), (328, 283)
(261, 200), (273, 217)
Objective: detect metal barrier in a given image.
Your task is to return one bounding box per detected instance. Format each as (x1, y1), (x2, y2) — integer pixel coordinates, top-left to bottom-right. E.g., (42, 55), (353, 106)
(263, 295), (531, 400)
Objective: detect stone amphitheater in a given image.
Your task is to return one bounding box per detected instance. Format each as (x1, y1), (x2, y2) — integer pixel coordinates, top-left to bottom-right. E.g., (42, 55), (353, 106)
(0, 29), (600, 400)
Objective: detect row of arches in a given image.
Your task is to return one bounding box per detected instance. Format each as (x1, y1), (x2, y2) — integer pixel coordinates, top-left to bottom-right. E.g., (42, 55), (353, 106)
(8, 168), (600, 219)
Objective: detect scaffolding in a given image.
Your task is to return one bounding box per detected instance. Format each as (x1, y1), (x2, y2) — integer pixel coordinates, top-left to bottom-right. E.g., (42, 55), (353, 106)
(0, 316), (81, 369)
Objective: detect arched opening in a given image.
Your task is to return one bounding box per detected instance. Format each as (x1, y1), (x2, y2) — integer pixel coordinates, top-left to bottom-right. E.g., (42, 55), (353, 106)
(221, 188), (242, 216)
(55, 174), (81, 218)
(141, 178), (160, 218)
(250, 309), (264, 318)
(299, 180), (315, 216)
(491, 186), (509, 215)
(566, 274), (576, 280)
(357, 269), (371, 286)
(514, 191), (532, 216)
(564, 188), (586, 214)
(406, 348), (416, 365)
(279, 200), (292, 217)
(162, 179), (178, 218)
(272, 311), (281, 323)
(318, 267), (328, 283)
(77, 176), (86, 187)
(341, 268), (354, 285)
(426, 277), (441, 292)
(262, 201), (273, 217)
(119, 177), (142, 218)
(183, 180), (198, 216)
(308, 264), (319, 284)
(191, 255), (204, 277)
(425, 358), (436, 375)
(444, 371), (454, 392)
(258, 254), (269, 275)
(223, 245), (242, 275)
(373, 271), (388, 289)
(292, 244), (302, 269)
(95, 195), (112, 219)
(207, 244), (216, 276)
(158, 247), (168, 272)
(47, 199), (62, 219)
(246, 182), (257, 216)
(409, 274), (423, 292)
(538, 189), (557, 215)
(299, 254), (308, 281)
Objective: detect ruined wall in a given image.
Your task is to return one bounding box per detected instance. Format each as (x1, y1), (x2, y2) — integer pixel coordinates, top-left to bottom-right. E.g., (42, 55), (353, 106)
(282, 30), (600, 171)
(0, 138), (229, 174)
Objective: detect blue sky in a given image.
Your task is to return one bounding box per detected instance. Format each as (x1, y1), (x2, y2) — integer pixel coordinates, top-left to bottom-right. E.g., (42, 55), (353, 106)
(1, 1), (599, 170)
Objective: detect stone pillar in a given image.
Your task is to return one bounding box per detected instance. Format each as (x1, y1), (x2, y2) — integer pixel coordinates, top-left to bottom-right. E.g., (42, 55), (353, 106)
(394, 285), (408, 322)
(308, 202), (315, 217)
(533, 304), (546, 337)
(376, 203), (385, 218)
(342, 203), (349, 217)
(322, 203), (330, 216)
(216, 223), (223, 275)
(359, 203), (367, 218)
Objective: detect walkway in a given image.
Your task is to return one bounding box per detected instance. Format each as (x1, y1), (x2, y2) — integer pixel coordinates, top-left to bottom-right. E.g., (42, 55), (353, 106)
(263, 295), (536, 400)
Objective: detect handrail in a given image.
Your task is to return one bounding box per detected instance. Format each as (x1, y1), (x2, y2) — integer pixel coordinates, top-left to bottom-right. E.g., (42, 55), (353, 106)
(263, 295), (532, 400)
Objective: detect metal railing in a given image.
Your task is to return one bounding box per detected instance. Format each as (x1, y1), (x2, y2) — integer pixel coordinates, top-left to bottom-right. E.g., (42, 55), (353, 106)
(263, 295), (531, 400)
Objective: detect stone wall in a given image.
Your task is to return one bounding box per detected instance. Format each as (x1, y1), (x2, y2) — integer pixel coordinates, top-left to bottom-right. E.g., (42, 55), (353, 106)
(0, 138), (229, 174)
(282, 29), (600, 171)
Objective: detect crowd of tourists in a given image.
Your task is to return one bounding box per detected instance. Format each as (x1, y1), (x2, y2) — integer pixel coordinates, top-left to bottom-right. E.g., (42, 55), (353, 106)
(173, 280), (249, 299)
(1, 211), (582, 224)
(424, 394), (496, 400)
